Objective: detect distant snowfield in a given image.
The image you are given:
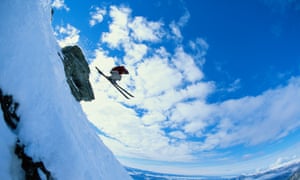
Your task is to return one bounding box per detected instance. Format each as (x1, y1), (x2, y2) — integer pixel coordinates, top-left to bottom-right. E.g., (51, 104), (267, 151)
(0, 0), (131, 179)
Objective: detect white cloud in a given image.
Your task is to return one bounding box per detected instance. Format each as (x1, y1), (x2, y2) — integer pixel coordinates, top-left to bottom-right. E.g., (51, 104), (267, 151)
(101, 5), (166, 49)
(81, 4), (300, 174)
(51, 0), (69, 11)
(83, 16), (210, 161)
(90, 48), (117, 73)
(169, 131), (187, 139)
(86, 66), (300, 161)
(82, 4), (213, 162)
(123, 42), (148, 65)
(101, 6), (131, 48)
(89, 7), (106, 27)
(172, 47), (204, 82)
(129, 16), (164, 42)
(54, 24), (80, 47)
(136, 55), (183, 96)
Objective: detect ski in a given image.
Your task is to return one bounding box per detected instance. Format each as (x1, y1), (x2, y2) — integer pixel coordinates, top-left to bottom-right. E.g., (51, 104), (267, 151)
(95, 67), (134, 99)
(114, 83), (134, 98)
(112, 83), (131, 99)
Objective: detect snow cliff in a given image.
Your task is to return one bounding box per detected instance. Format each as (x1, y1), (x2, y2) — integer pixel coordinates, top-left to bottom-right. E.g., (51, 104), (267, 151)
(0, 0), (131, 179)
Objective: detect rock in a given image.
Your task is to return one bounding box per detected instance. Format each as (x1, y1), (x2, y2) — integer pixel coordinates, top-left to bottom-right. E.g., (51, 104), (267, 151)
(61, 45), (95, 101)
(0, 89), (20, 130)
(15, 140), (52, 180)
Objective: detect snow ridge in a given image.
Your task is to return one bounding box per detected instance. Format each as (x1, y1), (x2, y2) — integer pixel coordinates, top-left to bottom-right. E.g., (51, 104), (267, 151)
(0, 0), (131, 179)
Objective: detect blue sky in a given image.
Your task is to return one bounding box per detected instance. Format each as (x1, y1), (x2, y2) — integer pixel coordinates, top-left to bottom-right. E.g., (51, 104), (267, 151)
(52, 0), (300, 176)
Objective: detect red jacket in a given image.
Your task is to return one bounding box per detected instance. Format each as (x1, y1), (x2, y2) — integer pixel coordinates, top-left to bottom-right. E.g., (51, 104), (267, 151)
(111, 66), (129, 75)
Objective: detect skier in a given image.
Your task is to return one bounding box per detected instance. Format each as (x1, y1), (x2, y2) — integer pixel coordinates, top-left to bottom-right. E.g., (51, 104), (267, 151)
(107, 66), (129, 84)
(95, 66), (134, 99)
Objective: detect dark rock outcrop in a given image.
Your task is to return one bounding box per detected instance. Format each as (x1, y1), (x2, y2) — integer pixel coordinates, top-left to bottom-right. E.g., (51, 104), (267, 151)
(60, 45), (95, 101)
(15, 140), (51, 180)
(0, 89), (20, 130)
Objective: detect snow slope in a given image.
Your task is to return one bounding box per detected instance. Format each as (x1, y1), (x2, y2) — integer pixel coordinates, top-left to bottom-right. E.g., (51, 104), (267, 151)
(0, 0), (131, 179)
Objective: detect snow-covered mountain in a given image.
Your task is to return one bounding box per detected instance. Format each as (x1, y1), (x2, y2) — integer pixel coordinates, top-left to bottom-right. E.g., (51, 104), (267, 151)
(0, 1), (131, 179)
(127, 162), (300, 180)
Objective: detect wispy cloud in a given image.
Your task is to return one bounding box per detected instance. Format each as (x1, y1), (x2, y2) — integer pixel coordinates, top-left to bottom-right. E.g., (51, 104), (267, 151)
(218, 78), (300, 146)
(169, 9), (190, 40)
(89, 6), (106, 27)
(81, 4), (300, 175)
(54, 24), (80, 47)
